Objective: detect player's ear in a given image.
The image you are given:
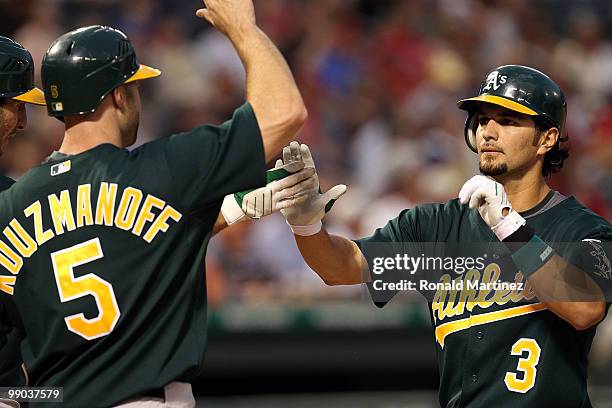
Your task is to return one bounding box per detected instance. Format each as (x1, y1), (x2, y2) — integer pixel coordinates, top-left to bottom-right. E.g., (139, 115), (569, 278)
(536, 127), (559, 156)
(110, 85), (128, 113)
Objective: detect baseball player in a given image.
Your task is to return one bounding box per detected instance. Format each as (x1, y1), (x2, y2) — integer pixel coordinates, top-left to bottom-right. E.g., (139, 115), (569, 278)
(0, 0), (308, 406)
(278, 66), (611, 407)
(0, 36), (46, 405)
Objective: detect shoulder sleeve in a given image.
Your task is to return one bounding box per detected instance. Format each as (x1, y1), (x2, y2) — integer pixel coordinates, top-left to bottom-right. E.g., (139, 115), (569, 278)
(563, 224), (612, 300)
(355, 207), (421, 248)
(354, 208), (422, 308)
(354, 202), (461, 307)
(146, 103), (267, 210)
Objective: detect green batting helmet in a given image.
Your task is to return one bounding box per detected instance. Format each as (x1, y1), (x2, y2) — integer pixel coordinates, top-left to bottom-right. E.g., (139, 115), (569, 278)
(41, 25), (160, 117)
(0, 36), (45, 105)
(457, 65), (567, 153)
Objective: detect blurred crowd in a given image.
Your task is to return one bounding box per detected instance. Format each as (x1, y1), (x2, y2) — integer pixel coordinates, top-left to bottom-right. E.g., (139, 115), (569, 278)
(1, 0), (611, 304)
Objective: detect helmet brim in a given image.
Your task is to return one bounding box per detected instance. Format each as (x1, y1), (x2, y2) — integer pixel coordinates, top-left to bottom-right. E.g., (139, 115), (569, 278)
(457, 94), (538, 116)
(13, 87), (46, 106)
(125, 64), (161, 84)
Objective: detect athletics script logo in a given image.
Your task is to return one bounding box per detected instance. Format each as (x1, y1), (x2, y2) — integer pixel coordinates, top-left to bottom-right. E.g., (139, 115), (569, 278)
(431, 263), (540, 348)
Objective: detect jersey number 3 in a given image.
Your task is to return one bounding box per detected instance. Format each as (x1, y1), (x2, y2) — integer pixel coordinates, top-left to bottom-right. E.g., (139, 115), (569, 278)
(51, 238), (120, 340)
(504, 338), (541, 393)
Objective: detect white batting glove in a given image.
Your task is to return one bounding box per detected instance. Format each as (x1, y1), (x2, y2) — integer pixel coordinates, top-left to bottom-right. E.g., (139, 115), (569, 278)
(220, 160), (314, 225)
(280, 141), (347, 236)
(458, 175), (526, 241)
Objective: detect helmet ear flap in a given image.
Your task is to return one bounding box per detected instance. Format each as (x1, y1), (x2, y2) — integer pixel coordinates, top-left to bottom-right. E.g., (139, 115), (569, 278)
(464, 111), (478, 153)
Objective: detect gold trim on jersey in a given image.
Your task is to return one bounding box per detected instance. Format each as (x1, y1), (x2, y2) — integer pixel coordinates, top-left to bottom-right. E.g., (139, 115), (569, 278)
(435, 303), (547, 348)
(430, 262), (546, 347)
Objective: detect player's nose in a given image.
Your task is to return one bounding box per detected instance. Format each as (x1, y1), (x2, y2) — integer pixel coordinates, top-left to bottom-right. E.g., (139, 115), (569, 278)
(481, 119), (500, 141)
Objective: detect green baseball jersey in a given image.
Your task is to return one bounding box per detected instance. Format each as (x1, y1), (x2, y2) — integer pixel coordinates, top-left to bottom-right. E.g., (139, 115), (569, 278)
(0, 176), (14, 191)
(0, 103), (266, 407)
(0, 176), (26, 388)
(356, 191), (611, 408)
(0, 298), (24, 387)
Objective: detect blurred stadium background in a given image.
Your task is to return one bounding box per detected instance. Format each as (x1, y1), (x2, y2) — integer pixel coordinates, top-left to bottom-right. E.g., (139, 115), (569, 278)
(1, 0), (611, 406)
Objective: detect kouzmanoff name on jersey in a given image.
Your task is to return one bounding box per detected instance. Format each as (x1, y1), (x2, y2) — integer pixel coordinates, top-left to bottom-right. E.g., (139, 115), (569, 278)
(0, 182), (182, 293)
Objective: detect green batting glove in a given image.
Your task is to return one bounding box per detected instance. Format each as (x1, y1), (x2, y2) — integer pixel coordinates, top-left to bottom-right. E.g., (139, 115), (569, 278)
(220, 160), (314, 225)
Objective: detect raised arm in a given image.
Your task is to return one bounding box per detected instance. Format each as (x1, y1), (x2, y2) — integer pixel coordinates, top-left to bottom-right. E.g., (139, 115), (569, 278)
(272, 142), (367, 285)
(197, 0), (307, 162)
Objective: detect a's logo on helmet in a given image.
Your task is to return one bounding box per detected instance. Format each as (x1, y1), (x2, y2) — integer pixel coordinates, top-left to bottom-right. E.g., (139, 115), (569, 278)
(50, 85), (59, 99)
(482, 71), (507, 92)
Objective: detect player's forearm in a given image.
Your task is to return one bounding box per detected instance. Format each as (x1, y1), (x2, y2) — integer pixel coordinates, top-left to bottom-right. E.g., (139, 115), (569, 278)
(295, 228), (367, 286)
(539, 300), (605, 331)
(527, 254), (606, 330)
(494, 213), (607, 330)
(229, 26), (307, 162)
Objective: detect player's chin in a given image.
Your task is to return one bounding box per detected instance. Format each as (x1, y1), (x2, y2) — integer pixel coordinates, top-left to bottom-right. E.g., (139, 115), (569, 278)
(479, 159), (508, 176)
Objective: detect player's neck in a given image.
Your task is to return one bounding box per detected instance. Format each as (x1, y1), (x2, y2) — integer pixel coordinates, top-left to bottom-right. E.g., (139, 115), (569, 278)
(60, 119), (124, 155)
(494, 169), (551, 213)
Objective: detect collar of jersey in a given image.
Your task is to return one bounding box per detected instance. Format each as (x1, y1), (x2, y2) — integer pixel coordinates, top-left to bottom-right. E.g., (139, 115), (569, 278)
(519, 190), (556, 218)
(41, 143), (122, 165)
(42, 150), (72, 164)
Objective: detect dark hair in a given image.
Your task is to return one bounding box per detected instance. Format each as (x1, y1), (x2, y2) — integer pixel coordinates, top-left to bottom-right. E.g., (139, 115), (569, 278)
(534, 116), (569, 177)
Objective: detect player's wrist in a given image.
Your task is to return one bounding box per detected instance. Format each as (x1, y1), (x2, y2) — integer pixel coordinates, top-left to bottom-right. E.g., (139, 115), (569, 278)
(220, 194), (246, 225)
(502, 225), (556, 279)
(502, 224), (535, 245)
(287, 220), (322, 236)
(507, 234), (556, 279)
(227, 24), (262, 52)
(491, 210), (526, 241)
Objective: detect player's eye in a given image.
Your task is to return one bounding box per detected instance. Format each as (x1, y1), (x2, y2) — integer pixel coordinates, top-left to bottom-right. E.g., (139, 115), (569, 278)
(478, 116), (490, 126)
(499, 118), (518, 126)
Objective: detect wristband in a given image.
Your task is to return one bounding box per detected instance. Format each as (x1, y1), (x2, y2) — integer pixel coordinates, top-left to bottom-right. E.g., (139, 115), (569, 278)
(223, 167), (294, 225)
(233, 167), (292, 205)
(503, 224), (535, 247)
(287, 221), (322, 236)
(220, 194), (246, 225)
(492, 210), (526, 241)
(509, 234), (555, 278)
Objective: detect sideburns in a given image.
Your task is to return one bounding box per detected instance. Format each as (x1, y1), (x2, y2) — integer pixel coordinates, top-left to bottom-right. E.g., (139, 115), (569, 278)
(532, 129), (543, 147)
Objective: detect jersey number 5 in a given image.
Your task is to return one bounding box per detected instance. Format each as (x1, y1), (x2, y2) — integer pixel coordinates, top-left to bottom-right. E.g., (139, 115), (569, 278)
(504, 338), (541, 393)
(51, 238), (120, 340)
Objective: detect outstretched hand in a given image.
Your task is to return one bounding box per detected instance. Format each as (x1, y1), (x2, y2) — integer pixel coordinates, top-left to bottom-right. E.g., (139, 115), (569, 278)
(196, 0), (256, 37)
(280, 141), (347, 229)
